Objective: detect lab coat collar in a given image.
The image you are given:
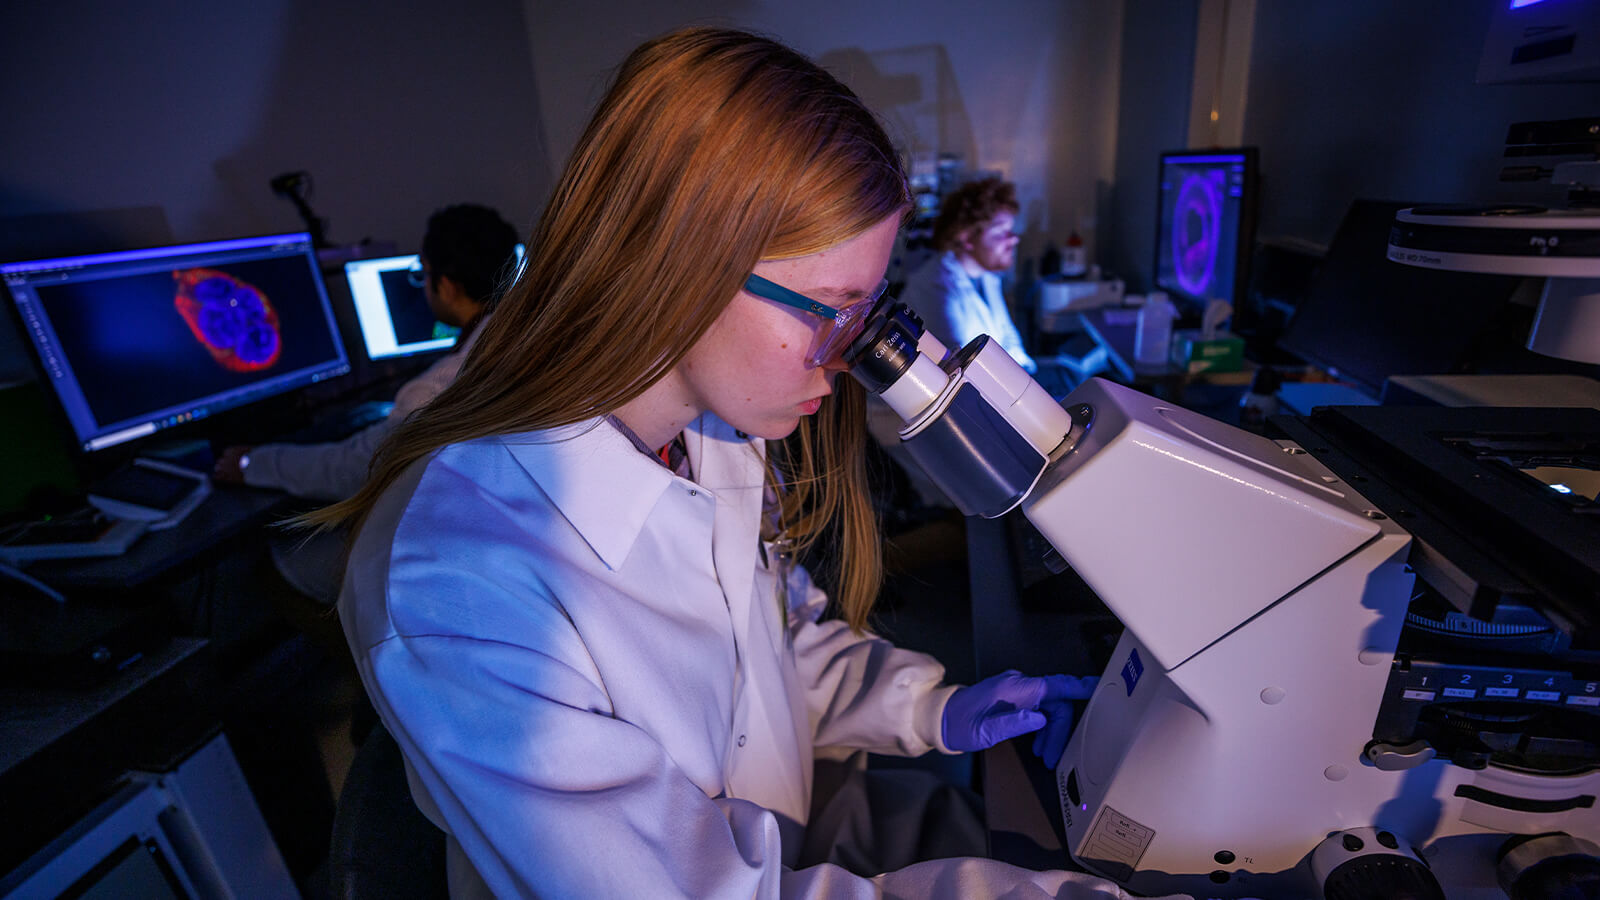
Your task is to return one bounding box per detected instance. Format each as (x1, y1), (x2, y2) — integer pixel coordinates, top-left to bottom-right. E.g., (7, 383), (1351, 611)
(499, 415), (765, 575)
(500, 418), (675, 572)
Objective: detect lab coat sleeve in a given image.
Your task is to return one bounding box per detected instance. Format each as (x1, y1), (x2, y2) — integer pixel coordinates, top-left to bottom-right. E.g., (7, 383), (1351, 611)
(367, 625), (785, 900)
(939, 275), (990, 352)
(244, 417), (394, 501)
(242, 350), (462, 500)
(371, 632), (1180, 900)
(984, 274), (1037, 373)
(784, 563), (958, 758)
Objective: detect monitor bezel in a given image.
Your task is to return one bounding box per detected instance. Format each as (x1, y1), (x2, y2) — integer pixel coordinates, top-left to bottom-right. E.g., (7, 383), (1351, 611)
(341, 253), (459, 362)
(1151, 146), (1261, 318)
(2, 231), (352, 457)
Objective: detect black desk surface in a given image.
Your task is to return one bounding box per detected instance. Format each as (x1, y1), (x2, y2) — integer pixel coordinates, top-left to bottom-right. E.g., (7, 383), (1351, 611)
(25, 484), (290, 592)
(0, 635), (214, 875)
(0, 636), (208, 776)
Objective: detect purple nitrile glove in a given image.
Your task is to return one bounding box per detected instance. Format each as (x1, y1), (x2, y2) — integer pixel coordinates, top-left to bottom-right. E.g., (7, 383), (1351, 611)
(1032, 675), (1099, 768)
(942, 670), (1100, 763)
(942, 671), (1046, 753)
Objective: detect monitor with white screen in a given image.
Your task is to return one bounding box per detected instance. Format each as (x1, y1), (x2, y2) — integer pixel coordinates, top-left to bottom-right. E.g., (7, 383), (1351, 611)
(3, 232), (350, 453)
(342, 254), (456, 361)
(343, 242), (524, 362)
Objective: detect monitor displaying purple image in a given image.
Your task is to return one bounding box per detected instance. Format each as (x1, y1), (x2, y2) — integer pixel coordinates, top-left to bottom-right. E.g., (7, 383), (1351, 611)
(1153, 148), (1259, 317)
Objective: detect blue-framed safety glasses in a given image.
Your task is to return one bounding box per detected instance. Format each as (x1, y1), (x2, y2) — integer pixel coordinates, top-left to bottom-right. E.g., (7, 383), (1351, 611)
(744, 273), (889, 368)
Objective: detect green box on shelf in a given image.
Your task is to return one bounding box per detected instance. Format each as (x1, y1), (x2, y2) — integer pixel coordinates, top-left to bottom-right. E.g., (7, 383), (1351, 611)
(1170, 329), (1244, 374)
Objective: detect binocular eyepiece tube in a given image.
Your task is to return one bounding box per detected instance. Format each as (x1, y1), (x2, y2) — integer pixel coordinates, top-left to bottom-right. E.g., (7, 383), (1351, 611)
(841, 301), (1081, 518)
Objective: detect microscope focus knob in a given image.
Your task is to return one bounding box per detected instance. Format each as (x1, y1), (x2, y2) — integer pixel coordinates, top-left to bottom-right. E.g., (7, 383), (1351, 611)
(1498, 833), (1600, 900)
(1312, 827), (1444, 900)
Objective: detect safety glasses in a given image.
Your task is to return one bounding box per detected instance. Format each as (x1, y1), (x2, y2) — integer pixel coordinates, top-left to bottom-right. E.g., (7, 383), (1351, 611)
(744, 273), (889, 368)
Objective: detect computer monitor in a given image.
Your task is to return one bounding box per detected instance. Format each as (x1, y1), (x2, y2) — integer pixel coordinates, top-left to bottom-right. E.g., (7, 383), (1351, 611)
(1277, 199), (1525, 397)
(2, 232), (350, 453)
(343, 242), (525, 362)
(1153, 148), (1259, 317)
(342, 254), (456, 361)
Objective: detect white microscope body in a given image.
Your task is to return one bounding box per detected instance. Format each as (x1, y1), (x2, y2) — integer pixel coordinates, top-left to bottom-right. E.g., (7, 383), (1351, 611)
(845, 308), (1600, 898)
(1035, 378), (1599, 899)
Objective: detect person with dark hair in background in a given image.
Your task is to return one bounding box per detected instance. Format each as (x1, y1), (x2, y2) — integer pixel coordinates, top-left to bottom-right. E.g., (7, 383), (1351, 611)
(900, 177), (1035, 373)
(213, 203), (519, 603)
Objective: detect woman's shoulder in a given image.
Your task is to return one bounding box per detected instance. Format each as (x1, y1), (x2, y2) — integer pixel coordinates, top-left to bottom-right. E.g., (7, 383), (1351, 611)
(371, 425), (600, 536)
(428, 419), (609, 469)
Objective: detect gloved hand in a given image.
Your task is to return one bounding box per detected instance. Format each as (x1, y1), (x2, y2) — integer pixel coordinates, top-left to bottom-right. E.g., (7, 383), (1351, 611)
(1031, 674), (1099, 768)
(943, 670), (1098, 768)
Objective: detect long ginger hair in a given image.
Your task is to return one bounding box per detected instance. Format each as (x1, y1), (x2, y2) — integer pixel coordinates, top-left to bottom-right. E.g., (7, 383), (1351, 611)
(310, 27), (909, 630)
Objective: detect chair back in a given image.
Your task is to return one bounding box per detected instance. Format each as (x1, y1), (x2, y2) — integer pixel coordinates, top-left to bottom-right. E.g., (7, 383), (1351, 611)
(327, 723), (448, 900)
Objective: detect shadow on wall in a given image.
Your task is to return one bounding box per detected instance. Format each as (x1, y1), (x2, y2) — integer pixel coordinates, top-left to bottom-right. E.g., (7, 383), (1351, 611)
(816, 44), (976, 285)
(198, 0), (554, 252)
(817, 43), (977, 175)
(0, 200), (174, 262)
(1025, 4), (1123, 274)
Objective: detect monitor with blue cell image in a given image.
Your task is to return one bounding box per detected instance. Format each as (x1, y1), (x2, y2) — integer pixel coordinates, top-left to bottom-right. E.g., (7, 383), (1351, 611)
(2, 232), (350, 453)
(1153, 148), (1259, 317)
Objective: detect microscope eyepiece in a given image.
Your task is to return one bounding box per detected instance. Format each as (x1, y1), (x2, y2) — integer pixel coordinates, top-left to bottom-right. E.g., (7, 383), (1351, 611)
(842, 302), (925, 394)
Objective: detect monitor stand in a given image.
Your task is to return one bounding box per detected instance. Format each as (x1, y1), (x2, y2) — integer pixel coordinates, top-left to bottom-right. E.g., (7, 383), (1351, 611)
(87, 458), (211, 532)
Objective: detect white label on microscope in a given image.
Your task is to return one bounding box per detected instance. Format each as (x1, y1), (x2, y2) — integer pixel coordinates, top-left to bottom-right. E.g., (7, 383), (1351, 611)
(1082, 805), (1154, 880)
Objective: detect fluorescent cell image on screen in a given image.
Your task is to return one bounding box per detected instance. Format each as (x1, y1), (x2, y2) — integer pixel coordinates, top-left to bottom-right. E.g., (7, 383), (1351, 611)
(173, 268), (282, 371)
(3, 233), (350, 452)
(1154, 149), (1257, 314)
(30, 255), (342, 429)
(1170, 170), (1224, 296)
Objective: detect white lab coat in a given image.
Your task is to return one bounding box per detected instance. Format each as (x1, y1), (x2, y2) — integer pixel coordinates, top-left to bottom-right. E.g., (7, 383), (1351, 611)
(339, 413), (1175, 899)
(900, 251), (1035, 372)
(243, 320), (487, 501)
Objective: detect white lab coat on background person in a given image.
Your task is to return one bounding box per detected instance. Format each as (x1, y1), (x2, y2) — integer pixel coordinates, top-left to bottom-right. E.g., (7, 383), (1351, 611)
(339, 412), (1183, 900)
(237, 322), (487, 603)
(243, 320), (489, 501)
(901, 250), (1035, 373)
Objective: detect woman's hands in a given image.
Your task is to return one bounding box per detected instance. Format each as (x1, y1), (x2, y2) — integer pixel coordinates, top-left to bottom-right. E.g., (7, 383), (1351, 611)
(942, 669), (1098, 767)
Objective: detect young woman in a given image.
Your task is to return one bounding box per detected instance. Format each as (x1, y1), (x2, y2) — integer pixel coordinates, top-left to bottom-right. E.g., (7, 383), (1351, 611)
(320, 27), (1154, 900)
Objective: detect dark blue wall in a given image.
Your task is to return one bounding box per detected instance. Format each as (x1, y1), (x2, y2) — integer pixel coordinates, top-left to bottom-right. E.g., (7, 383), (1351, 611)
(1105, 0), (1200, 292)
(1244, 0), (1597, 246)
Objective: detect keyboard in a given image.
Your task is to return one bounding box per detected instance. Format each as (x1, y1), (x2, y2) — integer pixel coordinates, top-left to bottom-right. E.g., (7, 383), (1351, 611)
(280, 400), (395, 443)
(337, 400), (395, 432)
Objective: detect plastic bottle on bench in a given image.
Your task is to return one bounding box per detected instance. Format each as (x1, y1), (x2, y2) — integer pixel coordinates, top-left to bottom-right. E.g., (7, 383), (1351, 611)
(1134, 292), (1175, 365)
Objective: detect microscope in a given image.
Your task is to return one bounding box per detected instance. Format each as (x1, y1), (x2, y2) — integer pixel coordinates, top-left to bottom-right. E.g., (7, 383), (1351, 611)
(841, 301), (1599, 897)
